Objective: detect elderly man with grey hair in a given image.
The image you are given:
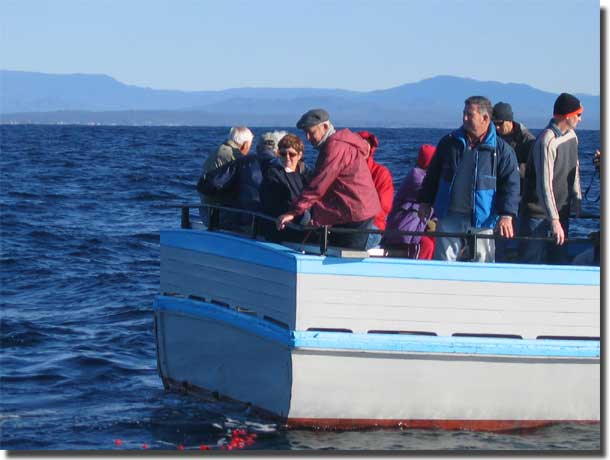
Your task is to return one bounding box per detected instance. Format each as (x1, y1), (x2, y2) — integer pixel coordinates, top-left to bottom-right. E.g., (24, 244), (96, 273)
(202, 126), (254, 175)
(198, 126), (254, 223)
(417, 96), (520, 262)
(276, 108), (381, 250)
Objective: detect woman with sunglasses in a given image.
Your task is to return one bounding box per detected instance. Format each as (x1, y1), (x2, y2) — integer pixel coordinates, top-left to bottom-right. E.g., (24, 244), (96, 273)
(260, 134), (311, 242)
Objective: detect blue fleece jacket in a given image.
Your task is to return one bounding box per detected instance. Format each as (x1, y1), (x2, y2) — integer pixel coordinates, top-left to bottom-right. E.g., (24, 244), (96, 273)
(418, 126), (520, 228)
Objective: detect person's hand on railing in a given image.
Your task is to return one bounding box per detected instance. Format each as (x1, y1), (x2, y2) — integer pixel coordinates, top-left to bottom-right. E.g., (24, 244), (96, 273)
(418, 203), (432, 221)
(495, 215), (514, 238)
(276, 212), (296, 230)
(551, 219), (566, 245)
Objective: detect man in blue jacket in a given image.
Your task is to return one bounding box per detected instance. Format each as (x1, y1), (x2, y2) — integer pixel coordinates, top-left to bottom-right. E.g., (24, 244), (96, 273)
(418, 96), (520, 262)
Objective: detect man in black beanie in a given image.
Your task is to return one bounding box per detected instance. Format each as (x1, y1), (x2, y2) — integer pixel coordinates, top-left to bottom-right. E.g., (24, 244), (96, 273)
(519, 92), (583, 264)
(492, 102), (536, 182)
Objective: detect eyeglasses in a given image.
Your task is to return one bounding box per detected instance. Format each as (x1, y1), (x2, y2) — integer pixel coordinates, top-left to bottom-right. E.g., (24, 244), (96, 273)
(493, 120), (505, 126)
(280, 148), (301, 158)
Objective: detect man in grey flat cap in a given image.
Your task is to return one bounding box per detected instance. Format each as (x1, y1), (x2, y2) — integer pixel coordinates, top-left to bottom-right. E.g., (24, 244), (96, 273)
(276, 108), (381, 250)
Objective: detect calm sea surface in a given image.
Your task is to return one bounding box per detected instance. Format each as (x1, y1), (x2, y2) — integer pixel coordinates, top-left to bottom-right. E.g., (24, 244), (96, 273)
(0, 125), (600, 451)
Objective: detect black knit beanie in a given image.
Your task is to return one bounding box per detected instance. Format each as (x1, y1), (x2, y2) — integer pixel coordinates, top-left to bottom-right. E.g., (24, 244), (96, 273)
(553, 93), (583, 117)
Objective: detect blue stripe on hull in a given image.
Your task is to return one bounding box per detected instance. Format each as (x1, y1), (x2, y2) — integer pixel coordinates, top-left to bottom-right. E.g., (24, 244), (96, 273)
(153, 296), (600, 359)
(161, 230), (599, 286)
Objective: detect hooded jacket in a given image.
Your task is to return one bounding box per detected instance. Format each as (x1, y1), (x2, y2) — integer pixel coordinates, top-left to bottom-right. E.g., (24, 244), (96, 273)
(291, 129), (381, 226)
(358, 131), (394, 231)
(418, 126), (520, 228)
(383, 145), (436, 246)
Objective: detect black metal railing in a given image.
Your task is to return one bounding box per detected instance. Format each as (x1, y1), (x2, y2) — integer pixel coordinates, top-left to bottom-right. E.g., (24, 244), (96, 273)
(173, 203), (599, 260)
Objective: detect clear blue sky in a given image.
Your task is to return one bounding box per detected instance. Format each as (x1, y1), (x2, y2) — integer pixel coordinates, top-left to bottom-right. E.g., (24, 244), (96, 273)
(1, 0), (601, 95)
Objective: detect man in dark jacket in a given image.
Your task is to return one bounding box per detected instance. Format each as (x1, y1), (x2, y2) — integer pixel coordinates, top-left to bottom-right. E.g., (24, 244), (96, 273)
(197, 126), (254, 225)
(492, 102), (536, 183)
(519, 93), (583, 264)
(418, 96), (520, 262)
(276, 109), (381, 250)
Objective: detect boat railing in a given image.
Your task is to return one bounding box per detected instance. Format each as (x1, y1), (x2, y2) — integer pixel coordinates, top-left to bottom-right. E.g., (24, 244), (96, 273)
(172, 203), (599, 260)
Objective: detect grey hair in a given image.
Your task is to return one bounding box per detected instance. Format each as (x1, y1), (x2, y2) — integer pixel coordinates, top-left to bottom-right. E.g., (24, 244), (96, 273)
(256, 130), (288, 154)
(464, 96), (493, 117)
(229, 126), (254, 146)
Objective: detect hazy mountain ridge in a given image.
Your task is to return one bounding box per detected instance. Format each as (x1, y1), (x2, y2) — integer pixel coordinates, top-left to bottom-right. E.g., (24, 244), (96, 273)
(0, 70), (600, 129)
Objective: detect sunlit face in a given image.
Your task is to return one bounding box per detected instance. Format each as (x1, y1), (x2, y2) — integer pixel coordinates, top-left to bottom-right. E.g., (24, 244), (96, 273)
(493, 120), (513, 136)
(303, 122), (329, 146)
(463, 104), (490, 138)
(566, 112), (582, 130)
(280, 147), (303, 171)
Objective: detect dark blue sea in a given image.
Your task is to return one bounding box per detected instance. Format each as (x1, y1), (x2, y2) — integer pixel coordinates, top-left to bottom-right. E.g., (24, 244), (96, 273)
(0, 125), (600, 451)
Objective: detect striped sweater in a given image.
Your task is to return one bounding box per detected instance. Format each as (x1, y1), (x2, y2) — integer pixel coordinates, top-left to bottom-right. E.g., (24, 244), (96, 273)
(521, 120), (581, 220)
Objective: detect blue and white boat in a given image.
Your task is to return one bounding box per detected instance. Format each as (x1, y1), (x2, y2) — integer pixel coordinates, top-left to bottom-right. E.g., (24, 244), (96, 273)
(152, 207), (600, 431)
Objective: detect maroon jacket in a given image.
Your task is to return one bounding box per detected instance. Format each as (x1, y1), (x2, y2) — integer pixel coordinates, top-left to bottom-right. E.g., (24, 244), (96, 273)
(291, 129), (381, 226)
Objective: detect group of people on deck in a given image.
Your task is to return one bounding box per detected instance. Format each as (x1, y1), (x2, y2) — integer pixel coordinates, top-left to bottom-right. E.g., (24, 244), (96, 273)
(197, 92), (596, 266)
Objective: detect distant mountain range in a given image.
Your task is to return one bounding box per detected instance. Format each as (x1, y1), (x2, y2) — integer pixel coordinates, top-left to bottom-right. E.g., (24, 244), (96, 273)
(0, 70), (600, 129)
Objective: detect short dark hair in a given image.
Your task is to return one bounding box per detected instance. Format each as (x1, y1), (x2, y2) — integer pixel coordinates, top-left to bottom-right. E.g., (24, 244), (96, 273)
(278, 133), (304, 153)
(465, 96), (493, 117)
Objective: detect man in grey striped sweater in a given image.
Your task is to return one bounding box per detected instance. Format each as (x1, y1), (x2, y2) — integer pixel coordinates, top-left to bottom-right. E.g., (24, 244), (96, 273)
(519, 93), (583, 264)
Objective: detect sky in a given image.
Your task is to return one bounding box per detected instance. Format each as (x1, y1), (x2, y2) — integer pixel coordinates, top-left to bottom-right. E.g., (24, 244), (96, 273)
(0, 0), (603, 95)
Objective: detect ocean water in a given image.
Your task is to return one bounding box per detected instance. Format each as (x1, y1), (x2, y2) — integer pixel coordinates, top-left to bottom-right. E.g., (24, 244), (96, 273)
(0, 125), (600, 451)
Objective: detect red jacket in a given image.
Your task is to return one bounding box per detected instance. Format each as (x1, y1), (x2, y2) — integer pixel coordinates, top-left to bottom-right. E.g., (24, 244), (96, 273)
(367, 155), (394, 230)
(291, 129), (381, 226)
(358, 130), (394, 230)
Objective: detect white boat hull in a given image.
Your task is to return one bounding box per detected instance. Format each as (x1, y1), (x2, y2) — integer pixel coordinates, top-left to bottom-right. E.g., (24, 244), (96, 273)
(153, 230), (600, 430)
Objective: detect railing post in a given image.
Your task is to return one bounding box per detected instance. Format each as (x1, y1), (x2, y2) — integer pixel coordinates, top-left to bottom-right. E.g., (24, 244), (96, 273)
(181, 206), (191, 229)
(319, 226), (329, 255)
(469, 232), (478, 262)
(208, 206), (219, 230)
(250, 216), (259, 239)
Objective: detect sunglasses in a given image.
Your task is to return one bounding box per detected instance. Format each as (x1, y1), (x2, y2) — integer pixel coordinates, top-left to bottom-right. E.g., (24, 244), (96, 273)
(279, 149), (301, 158)
(493, 120), (505, 126)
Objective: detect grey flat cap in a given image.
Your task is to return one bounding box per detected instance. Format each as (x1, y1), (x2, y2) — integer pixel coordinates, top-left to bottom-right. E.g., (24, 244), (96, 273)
(296, 108), (330, 129)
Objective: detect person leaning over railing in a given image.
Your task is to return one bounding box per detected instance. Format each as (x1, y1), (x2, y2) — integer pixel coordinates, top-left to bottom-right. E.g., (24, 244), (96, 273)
(417, 96), (520, 263)
(276, 109), (381, 250)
